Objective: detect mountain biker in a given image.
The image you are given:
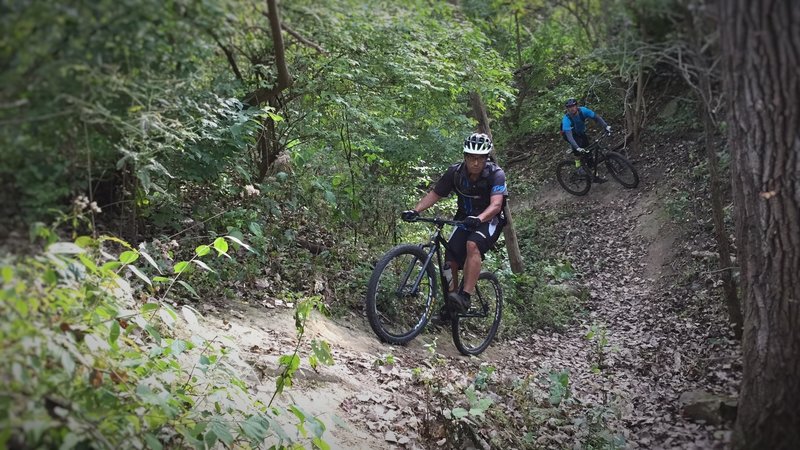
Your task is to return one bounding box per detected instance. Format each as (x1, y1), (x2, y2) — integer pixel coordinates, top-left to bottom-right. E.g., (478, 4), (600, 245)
(562, 98), (612, 183)
(401, 133), (508, 321)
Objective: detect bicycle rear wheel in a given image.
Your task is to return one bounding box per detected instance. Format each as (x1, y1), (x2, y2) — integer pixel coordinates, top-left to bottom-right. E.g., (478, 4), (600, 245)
(452, 272), (502, 356)
(605, 152), (639, 188)
(556, 160), (591, 196)
(366, 244), (438, 345)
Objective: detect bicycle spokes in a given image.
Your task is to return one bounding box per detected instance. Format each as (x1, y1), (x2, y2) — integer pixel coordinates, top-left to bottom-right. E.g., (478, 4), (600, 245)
(604, 152), (640, 188)
(452, 272), (503, 356)
(556, 160), (591, 196)
(366, 245), (436, 344)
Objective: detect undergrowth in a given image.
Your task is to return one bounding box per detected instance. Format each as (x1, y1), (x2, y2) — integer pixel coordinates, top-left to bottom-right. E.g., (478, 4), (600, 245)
(411, 342), (624, 449)
(0, 226), (335, 449)
(498, 207), (587, 336)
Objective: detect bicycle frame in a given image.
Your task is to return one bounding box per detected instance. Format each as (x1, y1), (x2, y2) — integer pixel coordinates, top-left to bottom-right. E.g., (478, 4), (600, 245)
(405, 219), (454, 308)
(575, 135), (612, 177)
(405, 217), (488, 319)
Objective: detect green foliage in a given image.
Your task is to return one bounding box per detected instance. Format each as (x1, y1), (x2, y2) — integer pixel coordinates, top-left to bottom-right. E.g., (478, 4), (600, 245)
(497, 208), (585, 335)
(502, 273), (584, 334)
(0, 232), (331, 449)
(442, 369), (625, 449)
(444, 385), (493, 421)
(1, 0), (265, 226)
(585, 322), (611, 374)
(269, 0), (516, 244)
(548, 370), (571, 406)
(543, 260), (576, 281)
(665, 189), (692, 223)
(473, 364), (496, 391)
(273, 295), (334, 399)
(652, 97), (701, 133)
(1, 1), (522, 300)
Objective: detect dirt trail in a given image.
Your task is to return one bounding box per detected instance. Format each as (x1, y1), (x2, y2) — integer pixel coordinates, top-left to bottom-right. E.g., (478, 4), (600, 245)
(529, 162), (740, 448)
(204, 148), (740, 449)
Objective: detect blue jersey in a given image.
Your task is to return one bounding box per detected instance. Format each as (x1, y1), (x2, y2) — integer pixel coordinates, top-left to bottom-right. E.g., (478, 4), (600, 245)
(561, 106), (597, 134)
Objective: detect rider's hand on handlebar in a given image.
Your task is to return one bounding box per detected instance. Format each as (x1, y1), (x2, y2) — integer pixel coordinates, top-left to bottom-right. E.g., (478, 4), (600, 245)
(605, 125), (612, 135)
(401, 209), (419, 221)
(576, 147), (588, 154)
(464, 216), (482, 229)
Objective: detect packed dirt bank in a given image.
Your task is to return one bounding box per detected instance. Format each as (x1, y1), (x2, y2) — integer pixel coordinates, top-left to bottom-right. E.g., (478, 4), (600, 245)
(201, 136), (741, 449)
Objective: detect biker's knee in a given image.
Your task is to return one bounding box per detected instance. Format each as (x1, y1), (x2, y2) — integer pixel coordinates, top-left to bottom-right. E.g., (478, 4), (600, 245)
(466, 240), (481, 255)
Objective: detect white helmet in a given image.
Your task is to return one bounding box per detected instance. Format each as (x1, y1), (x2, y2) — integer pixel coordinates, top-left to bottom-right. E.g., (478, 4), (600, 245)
(463, 133), (493, 155)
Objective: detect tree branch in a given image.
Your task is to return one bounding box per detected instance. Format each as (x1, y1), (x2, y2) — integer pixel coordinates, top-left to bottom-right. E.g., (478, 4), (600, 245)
(206, 29), (243, 82)
(244, 0), (293, 107)
(281, 23), (328, 55)
(267, 0), (292, 91)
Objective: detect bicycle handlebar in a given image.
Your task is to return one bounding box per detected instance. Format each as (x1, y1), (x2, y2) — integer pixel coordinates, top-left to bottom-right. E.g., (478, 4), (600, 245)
(586, 132), (613, 151)
(403, 216), (464, 227)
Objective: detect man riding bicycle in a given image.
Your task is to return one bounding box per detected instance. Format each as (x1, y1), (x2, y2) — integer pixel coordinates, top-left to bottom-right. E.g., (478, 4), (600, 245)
(402, 133), (508, 320)
(561, 98), (612, 183)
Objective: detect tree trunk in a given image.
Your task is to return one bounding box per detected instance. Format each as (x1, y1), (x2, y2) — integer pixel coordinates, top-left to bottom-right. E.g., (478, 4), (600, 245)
(632, 59), (645, 154)
(699, 87), (742, 338)
(469, 91), (525, 273)
(514, 10), (522, 68)
(247, 0), (293, 181)
(719, 1), (800, 448)
(256, 108), (278, 182)
(469, 92), (492, 140)
(623, 61), (646, 157)
(684, 5), (743, 337)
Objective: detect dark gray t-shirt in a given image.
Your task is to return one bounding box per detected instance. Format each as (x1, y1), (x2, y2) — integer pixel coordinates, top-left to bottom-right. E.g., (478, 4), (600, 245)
(432, 161), (508, 220)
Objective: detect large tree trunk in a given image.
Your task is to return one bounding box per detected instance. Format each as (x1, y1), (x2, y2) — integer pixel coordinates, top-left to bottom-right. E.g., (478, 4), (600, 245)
(719, 1), (800, 448)
(469, 92), (525, 274)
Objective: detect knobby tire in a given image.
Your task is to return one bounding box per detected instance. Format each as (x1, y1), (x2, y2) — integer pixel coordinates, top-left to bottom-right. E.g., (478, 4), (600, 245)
(556, 160), (591, 196)
(604, 152), (639, 188)
(366, 244), (438, 345)
(452, 271), (503, 356)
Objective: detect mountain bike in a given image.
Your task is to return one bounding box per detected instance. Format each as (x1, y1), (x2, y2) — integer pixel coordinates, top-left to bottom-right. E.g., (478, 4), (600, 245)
(365, 217), (503, 356)
(556, 133), (640, 196)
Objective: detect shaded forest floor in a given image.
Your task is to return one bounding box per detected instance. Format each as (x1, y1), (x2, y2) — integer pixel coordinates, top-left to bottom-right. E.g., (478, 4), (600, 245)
(199, 135), (742, 449)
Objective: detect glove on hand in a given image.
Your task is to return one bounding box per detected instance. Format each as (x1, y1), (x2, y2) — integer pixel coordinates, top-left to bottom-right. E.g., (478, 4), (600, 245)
(464, 216), (482, 229)
(605, 125), (612, 135)
(576, 147), (588, 154)
(401, 209), (419, 221)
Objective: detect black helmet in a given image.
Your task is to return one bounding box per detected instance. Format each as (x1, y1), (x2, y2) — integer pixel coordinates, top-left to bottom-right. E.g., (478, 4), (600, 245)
(564, 98), (578, 107)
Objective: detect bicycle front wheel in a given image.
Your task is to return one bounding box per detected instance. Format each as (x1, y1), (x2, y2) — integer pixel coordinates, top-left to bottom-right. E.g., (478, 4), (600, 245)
(366, 244), (438, 345)
(605, 152), (639, 188)
(556, 160), (591, 196)
(452, 272), (503, 356)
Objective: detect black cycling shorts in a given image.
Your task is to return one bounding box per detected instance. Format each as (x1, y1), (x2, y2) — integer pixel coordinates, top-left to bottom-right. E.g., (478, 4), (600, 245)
(445, 218), (504, 267)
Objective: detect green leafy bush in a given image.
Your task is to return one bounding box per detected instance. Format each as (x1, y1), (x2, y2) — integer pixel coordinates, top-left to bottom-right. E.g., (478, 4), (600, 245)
(0, 233), (332, 449)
